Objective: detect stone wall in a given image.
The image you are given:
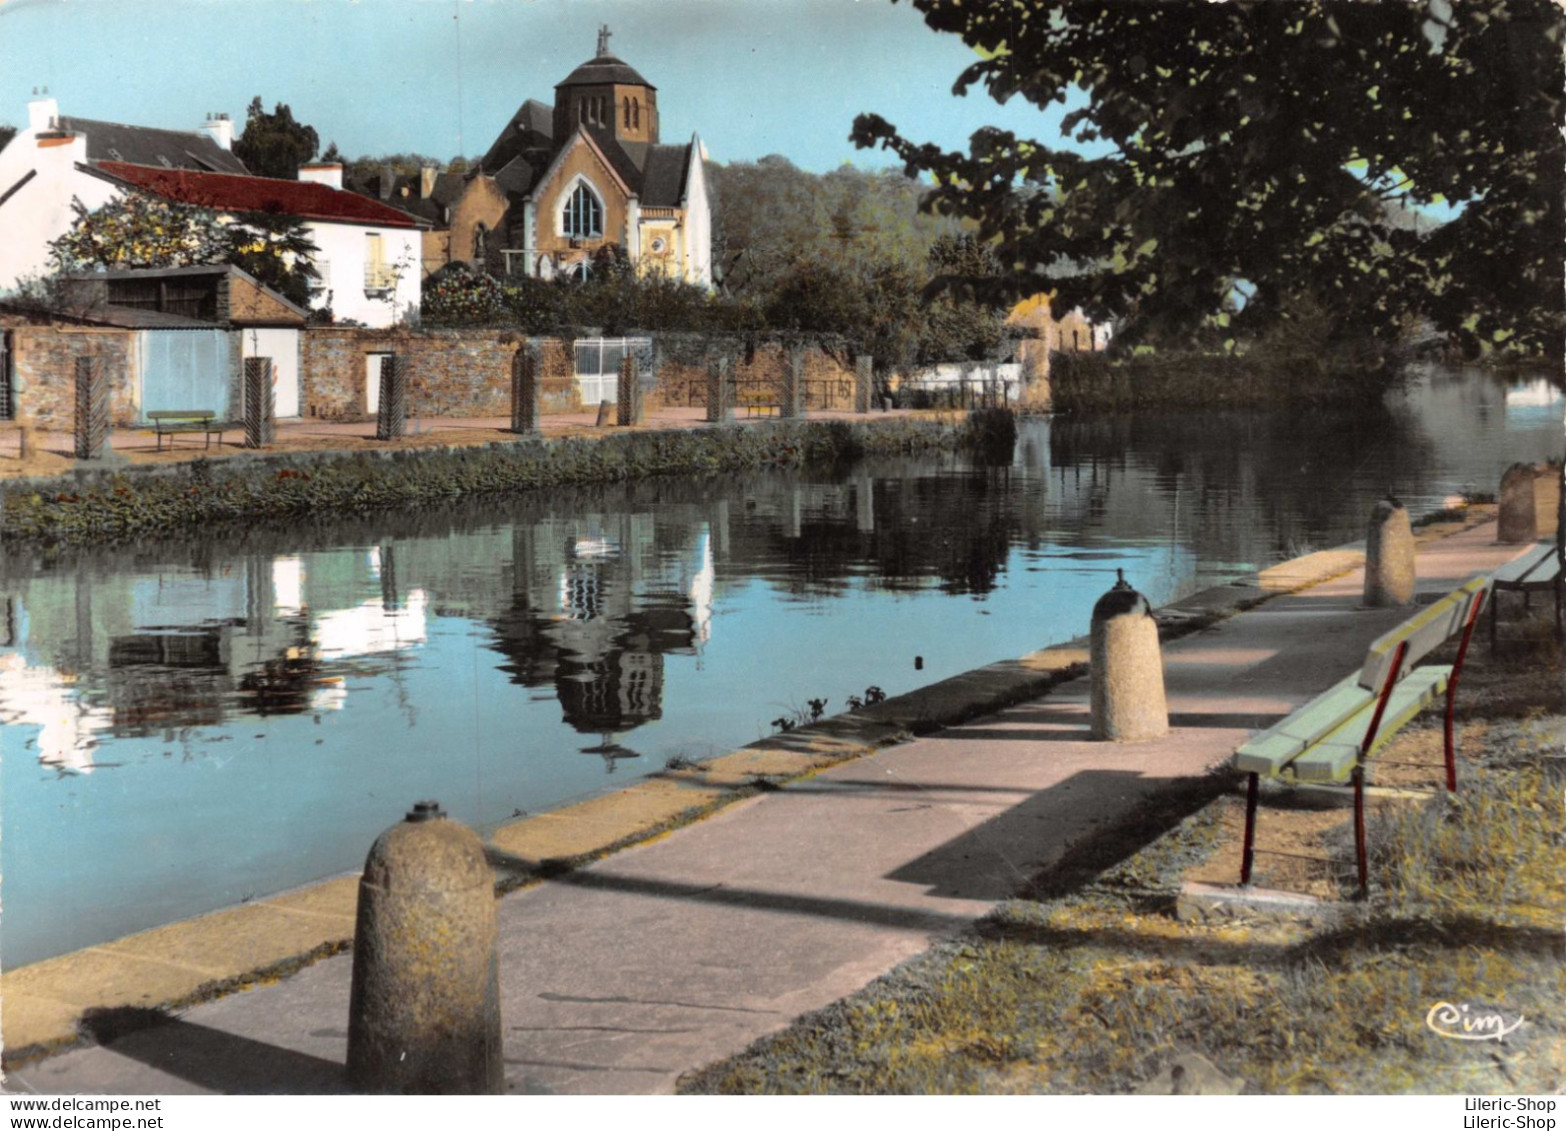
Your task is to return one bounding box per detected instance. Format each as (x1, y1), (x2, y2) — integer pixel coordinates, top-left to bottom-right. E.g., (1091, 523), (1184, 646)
(299, 328), (578, 420)
(654, 343), (859, 412)
(0, 317), (139, 428)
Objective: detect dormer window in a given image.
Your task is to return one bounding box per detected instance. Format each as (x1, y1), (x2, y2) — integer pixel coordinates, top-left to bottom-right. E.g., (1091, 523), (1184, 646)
(106, 147), (122, 161)
(562, 182), (603, 239)
(157, 155), (174, 168)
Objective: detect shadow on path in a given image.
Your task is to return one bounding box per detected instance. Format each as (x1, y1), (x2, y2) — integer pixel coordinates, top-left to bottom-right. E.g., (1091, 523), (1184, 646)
(73, 1007), (348, 1094)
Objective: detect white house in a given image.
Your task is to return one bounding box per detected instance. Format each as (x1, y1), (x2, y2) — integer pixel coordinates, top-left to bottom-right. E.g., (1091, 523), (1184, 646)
(94, 159), (425, 328)
(0, 97), (424, 328)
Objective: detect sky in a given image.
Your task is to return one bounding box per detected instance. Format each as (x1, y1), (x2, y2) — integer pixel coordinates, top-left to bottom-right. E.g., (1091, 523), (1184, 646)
(0, 0), (1102, 173)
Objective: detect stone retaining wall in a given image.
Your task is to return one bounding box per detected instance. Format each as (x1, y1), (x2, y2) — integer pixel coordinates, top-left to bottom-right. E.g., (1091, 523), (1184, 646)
(0, 317), (139, 429)
(300, 328), (579, 420)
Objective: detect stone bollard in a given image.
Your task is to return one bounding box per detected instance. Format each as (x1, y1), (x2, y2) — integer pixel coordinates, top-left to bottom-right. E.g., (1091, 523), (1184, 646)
(74, 355), (109, 460)
(376, 354), (407, 441)
(243, 357), (275, 449)
(347, 800), (502, 1094)
(854, 356), (873, 414)
(510, 343), (541, 435)
(706, 356), (732, 423)
(1497, 463), (1538, 543)
(1363, 496), (1416, 607)
(1536, 463), (1563, 538)
(1089, 571), (1168, 742)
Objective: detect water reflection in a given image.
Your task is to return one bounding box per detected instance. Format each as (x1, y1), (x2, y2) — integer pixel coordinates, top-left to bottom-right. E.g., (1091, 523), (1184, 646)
(1, 364), (1560, 967)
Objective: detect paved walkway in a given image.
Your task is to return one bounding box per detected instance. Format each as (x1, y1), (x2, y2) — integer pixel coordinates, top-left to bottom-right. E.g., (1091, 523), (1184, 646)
(4, 521), (1525, 1095)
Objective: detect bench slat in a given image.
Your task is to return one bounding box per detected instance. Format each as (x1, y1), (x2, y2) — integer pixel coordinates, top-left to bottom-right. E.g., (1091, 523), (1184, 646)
(1359, 576), (1486, 691)
(1494, 543), (1561, 589)
(1233, 673), (1373, 775)
(1288, 665), (1451, 782)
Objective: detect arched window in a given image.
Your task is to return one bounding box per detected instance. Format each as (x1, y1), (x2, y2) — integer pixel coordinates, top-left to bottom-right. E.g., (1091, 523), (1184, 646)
(633, 98), (640, 129)
(562, 182), (603, 239)
(570, 260), (591, 283)
(473, 222), (488, 261)
(623, 97), (631, 129)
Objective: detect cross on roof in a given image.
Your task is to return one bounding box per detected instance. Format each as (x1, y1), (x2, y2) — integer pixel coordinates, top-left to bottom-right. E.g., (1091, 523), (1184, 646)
(597, 24), (612, 57)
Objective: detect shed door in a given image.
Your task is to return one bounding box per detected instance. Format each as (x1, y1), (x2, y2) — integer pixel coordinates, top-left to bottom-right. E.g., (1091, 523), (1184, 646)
(0, 330), (12, 421)
(137, 330), (232, 420)
(242, 329), (301, 419)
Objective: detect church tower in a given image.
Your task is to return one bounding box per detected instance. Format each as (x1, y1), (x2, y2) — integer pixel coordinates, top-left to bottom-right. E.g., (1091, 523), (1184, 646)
(552, 25), (659, 145)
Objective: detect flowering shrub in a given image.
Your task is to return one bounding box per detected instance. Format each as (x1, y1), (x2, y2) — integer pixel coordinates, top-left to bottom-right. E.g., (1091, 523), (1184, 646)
(421, 270), (508, 325)
(50, 193), (228, 270)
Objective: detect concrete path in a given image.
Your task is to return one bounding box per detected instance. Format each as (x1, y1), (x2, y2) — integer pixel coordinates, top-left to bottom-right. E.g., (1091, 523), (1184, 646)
(4, 521), (1525, 1095)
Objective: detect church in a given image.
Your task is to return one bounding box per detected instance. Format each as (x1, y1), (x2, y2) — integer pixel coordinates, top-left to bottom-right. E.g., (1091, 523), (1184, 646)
(442, 28), (712, 288)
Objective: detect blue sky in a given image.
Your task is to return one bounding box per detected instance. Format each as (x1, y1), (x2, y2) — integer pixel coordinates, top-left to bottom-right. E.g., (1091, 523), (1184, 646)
(0, 0), (1098, 173)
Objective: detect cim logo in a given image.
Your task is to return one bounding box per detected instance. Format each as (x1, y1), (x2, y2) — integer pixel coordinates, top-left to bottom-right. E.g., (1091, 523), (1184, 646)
(1426, 1001), (1526, 1043)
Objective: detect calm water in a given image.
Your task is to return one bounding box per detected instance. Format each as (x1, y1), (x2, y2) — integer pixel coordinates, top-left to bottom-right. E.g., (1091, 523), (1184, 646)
(2, 364), (1559, 967)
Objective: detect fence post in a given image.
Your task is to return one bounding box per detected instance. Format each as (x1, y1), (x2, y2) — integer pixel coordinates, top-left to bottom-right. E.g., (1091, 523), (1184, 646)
(706, 356), (733, 423)
(782, 348), (805, 419)
(854, 356), (873, 414)
(510, 343), (541, 435)
(74, 355), (109, 460)
(243, 357), (275, 449)
(377, 354), (407, 441)
(616, 354), (643, 426)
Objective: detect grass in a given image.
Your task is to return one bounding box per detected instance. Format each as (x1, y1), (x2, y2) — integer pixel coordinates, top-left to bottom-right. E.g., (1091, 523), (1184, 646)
(678, 602), (1566, 1095)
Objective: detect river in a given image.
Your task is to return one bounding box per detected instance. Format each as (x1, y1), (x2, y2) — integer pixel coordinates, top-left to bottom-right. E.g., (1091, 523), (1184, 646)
(1, 363), (1559, 967)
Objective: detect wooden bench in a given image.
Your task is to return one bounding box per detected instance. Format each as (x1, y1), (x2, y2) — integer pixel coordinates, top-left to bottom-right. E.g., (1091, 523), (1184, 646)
(149, 410), (223, 451)
(742, 403), (781, 418)
(1233, 575), (1490, 896)
(1490, 468), (1564, 646)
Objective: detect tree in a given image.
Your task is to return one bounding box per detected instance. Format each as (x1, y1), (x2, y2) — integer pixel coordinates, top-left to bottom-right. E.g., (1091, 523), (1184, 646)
(852, 0), (1565, 358)
(0, 124), (15, 153)
(233, 97), (319, 179)
(223, 209), (321, 307)
(49, 194), (320, 306)
(708, 156), (962, 299)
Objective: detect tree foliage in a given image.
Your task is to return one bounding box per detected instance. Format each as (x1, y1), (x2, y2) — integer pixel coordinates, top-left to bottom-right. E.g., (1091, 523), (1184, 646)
(852, 0), (1565, 357)
(49, 193), (320, 306)
(0, 124), (15, 154)
(233, 97), (319, 179)
(51, 194), (229, 270)
(708, 156), (963, 299)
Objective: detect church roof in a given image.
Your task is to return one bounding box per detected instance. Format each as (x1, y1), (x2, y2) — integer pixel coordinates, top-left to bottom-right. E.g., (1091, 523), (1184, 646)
(478, 98), (555, 175)
(556, 53), (656, 90)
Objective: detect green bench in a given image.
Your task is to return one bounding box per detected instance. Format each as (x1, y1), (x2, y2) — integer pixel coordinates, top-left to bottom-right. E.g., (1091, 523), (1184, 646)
(149, 410), (224, 451)
(1234, 574), (1490, 897)
(1489, 472), (1564, 647)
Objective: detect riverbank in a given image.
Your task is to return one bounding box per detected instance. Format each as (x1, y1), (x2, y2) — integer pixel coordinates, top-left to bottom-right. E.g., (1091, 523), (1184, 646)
(680, 550), (1566, 1094)
(1, 506), (1508, 1087)
(0, 411), (983, 546)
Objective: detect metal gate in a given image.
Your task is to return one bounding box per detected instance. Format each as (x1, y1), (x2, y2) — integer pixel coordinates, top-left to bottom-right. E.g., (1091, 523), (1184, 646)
(573, 337), (652, 405)
(137, 330), (232, 420)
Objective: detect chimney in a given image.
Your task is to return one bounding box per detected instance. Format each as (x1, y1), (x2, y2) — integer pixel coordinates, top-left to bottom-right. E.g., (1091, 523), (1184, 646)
(28, 95), (59, 133)
(298, 161), (344, 190)
(420, 162), (439, 199)
(199, 112), (234, 151)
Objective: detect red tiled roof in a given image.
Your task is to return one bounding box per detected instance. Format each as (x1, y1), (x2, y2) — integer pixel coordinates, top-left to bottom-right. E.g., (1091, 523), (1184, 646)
(94, 162), (422, 228)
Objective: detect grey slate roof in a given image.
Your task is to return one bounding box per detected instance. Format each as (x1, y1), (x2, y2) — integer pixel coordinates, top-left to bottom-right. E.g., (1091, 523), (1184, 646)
(479, 99), (555, 175)
(57, 117), (249, 175)
(638, 145), (690, 207)
(556, 54), (655, 90)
